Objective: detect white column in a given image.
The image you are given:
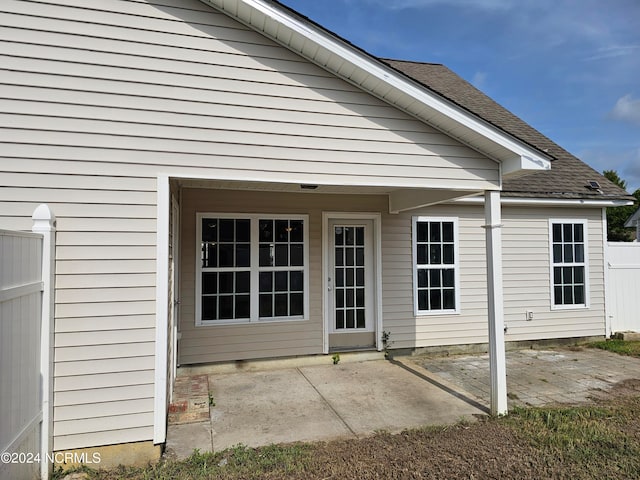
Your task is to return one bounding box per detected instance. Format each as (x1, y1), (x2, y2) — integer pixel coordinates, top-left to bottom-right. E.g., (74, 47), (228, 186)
(484, 191), (508, 415)
(32, 204), (56, 480)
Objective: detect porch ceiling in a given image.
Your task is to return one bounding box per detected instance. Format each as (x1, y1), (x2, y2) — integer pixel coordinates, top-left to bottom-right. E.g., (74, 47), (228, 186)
(175, 178), (479, 213)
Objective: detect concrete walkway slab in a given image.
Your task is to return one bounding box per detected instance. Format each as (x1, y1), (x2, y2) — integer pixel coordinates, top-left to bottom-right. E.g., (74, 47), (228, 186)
(208, 368), (352, 450)
(203, 359), (484, 453)
(421, 348), (640, 408)
(298, 360), (484, 436)
(165, 348), (640, 460)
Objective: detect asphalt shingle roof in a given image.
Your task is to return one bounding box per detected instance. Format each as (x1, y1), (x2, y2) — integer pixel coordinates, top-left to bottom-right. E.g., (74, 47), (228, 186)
(381, 59), (633, 201)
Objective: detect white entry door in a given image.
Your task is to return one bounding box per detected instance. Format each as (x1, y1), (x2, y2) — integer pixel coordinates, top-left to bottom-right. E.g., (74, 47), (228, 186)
(328, 219), (376, 350)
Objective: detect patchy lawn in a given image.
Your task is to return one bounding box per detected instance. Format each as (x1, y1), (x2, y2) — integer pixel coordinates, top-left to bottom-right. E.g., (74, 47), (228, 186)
(56, 379), (640, 480)
(589, 339), (640, 357)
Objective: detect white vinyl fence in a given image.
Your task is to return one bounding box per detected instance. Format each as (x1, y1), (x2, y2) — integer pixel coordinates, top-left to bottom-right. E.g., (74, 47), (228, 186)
(0, 206), (55, 480)
(608, 242), (640, 334)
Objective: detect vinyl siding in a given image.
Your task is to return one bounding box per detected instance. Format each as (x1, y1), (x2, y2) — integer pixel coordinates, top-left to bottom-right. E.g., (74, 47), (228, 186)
(0, 0), (554, 453)
(179, 188), (388, 364)
(380, 205), (606, 348)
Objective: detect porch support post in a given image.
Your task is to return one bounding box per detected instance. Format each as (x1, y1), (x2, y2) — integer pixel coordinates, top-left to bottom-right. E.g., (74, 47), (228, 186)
(484, 190), (508, 416)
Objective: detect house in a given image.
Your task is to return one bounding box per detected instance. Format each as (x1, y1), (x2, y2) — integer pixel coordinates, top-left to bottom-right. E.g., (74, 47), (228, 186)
(0, 0), (634, 471)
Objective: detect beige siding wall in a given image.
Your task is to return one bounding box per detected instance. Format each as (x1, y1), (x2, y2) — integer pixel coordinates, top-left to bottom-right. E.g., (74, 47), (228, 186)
(1, 0), (499, 190)
(381, 205), (606, 349)
(179, 188), (388, 364)
(181, 194), (606, 362)
(0, 0), (600, 454)
(0, 0), (500, 451)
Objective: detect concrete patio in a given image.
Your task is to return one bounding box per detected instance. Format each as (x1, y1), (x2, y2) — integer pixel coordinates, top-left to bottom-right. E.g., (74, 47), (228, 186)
(164, 347), (640, 460)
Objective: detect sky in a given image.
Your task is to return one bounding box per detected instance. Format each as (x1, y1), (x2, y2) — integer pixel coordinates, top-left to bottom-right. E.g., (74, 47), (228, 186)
(278, 0), (640, 194)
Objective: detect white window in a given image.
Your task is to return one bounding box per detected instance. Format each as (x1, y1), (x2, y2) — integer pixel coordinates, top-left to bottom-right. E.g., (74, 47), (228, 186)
(412, 217), (460, 315)
(549, 219), (589, 309)
(196, 213), (309, 325)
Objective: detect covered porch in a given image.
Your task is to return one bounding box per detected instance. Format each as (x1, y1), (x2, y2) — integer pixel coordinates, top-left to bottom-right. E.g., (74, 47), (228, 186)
(157, 174), (516, 422)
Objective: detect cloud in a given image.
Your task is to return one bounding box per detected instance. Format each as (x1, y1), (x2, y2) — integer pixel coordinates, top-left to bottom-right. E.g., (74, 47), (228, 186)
(471, 71), (487, 89)
(584, 45), (640, 61)
(610, 94), (640, 125)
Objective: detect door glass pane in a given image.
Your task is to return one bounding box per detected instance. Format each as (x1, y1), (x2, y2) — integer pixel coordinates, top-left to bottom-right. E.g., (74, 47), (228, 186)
(345, 227), (354, 245)
(334, 224), (367, 331)
(345, 248), (354, 266)
(356, 288), (364, 307)
(346, 268), (354, 287)
(346, 310), (355, 328)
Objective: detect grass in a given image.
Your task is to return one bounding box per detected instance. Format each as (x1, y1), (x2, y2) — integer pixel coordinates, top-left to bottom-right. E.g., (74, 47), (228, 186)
(505, 397), (640, 477)
(56, 395), (640, 480)
(54, 443), (314, 480)
(588, 339), (640, 356)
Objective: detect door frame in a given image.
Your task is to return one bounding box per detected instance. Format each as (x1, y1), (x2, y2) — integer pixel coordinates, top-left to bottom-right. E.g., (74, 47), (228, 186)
(322, 212), (382, 354)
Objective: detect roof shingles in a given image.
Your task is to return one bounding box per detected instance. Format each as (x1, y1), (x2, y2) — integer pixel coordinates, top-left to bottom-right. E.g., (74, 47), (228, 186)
(381, 59), (633, 201)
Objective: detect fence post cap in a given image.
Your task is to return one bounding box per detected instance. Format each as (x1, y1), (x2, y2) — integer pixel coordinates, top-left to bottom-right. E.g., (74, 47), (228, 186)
(32, 204), (56, 231)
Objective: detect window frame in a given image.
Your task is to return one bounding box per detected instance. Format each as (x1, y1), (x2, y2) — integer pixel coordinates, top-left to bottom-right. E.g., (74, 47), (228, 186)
(196, 212), (309, 326)
(548, 218), (589, 310)
(412, 216), (461, 316)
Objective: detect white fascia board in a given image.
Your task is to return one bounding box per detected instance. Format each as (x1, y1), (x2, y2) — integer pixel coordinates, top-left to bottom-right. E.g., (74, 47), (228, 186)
(455, 196), (635, 208)
(199, 0), (551, 174)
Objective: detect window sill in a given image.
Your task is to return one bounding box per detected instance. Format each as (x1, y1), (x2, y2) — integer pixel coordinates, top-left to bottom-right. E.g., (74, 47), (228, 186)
(550, 304), (589, 311)
(197, 316), (308, 327)
(415, 309), (460, 316)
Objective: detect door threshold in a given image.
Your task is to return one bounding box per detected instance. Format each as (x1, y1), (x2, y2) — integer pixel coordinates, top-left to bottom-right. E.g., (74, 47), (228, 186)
(329, 346), (376, 353)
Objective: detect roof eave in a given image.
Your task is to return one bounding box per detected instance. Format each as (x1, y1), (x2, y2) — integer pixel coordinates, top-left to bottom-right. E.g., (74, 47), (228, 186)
(198, 0), (552, 178)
